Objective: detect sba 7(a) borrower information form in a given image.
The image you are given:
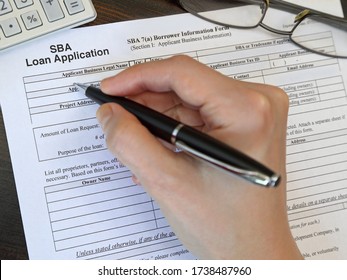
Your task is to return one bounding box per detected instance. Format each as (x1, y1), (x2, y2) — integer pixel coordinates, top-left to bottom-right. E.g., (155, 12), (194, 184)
(0, 11), (347, 259)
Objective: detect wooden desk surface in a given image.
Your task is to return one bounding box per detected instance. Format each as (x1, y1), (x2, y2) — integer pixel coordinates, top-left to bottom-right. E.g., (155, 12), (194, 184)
(1, 0), (346, 259)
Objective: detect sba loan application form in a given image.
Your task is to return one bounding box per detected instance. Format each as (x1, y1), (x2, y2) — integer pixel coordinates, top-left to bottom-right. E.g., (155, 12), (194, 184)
(1, 10), (347, 259)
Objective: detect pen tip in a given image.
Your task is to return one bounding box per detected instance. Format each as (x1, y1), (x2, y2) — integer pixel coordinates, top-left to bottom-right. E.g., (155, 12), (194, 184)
(74, 83), (88, 91)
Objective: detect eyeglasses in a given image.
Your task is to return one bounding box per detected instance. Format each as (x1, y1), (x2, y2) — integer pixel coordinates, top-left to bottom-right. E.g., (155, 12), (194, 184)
(177, 0), (347, 59)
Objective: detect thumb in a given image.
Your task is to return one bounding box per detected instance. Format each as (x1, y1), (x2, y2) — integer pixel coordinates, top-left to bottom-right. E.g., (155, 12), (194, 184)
(96, 103), (186, 194)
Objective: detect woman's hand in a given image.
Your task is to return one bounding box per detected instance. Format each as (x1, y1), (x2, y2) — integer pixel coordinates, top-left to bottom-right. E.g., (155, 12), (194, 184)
(96, 55), (302, 259)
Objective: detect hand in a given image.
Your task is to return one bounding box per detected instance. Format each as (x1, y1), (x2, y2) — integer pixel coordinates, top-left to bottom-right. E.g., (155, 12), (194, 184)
(97, 55), (302, 259)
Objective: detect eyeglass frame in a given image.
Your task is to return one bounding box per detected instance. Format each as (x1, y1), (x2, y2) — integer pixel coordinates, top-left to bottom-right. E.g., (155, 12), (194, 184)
(177, 0), (347, 59)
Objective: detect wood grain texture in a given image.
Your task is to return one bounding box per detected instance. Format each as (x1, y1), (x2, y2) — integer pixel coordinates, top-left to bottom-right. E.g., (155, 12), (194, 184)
(0, 0), (346, 260)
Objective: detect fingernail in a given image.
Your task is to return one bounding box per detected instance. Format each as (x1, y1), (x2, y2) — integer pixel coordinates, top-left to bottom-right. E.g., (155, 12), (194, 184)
(132, 174), (141, 185)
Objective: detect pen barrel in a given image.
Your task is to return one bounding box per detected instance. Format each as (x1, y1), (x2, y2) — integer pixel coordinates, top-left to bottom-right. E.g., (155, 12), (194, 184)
(176, 125), (276, 177)
(86, 86), (278, 186)
(86, 87), (179, 142)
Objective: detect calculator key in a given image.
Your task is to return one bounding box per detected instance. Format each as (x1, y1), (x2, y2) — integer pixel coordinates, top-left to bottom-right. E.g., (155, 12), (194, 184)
(0, 17), (22, 37)
(40, 0), (64, 22)
(0, 0), (13, 16)
(14, 0), (34, 9)
(0, 0), (96, 51)
(21, 10), (42, 30)
(64, 0), (85, 15)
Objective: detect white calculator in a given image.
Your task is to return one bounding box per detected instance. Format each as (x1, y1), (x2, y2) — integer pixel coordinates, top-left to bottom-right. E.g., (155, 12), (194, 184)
(0, 0), (96, 51)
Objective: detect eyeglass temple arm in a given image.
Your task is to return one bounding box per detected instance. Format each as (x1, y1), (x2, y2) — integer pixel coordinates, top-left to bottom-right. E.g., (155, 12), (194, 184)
(269, 0), (346, 22)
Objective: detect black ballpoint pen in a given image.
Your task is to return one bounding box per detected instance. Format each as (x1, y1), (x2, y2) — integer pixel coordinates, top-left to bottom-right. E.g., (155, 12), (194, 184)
(75, 83), (280, 187)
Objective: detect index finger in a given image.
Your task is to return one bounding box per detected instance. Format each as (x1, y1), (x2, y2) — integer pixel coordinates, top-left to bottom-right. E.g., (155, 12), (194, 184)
(100, 55), (230, 108)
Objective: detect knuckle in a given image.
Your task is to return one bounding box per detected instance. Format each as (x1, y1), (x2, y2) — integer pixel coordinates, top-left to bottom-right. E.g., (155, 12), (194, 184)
(169, 54), (194, 64)
(271, 86), (290, 110)
(248, 86), (289, 129)
(246, 92), (276, 134)
(250, 92), (272, 119)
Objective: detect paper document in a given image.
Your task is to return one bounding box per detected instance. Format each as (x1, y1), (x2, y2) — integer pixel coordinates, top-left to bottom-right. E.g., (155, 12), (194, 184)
(1, 11), (347, 259)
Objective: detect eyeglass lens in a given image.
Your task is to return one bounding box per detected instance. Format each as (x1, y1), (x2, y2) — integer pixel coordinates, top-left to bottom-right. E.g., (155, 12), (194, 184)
(179, 0), (266, 27)
(179, 0), (347, 58)
(291, 16), (347, 57)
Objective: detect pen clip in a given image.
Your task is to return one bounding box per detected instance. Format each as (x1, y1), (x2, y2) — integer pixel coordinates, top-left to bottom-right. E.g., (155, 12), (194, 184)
(175, 140), (280, 187)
